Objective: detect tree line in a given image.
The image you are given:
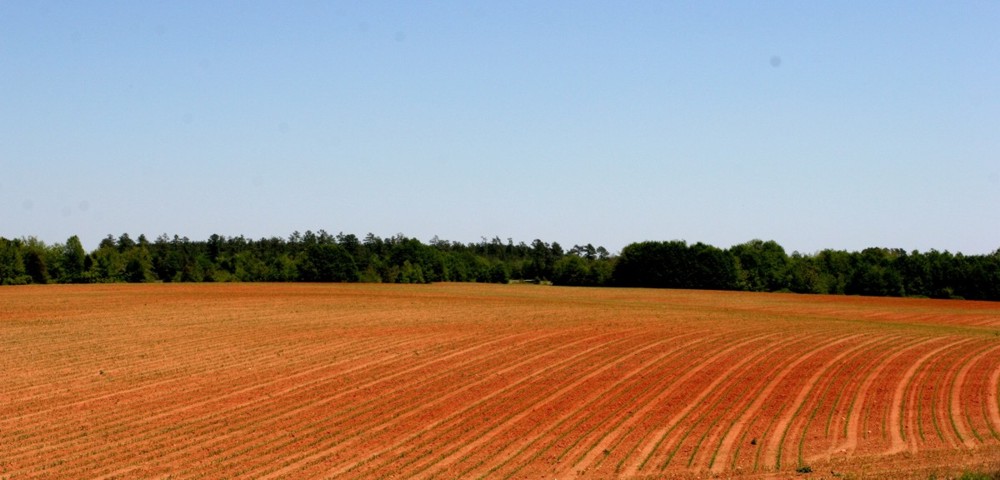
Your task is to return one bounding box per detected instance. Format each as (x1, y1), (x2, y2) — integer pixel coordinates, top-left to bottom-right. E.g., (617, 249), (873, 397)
(615, 240), (1000, 301)
(1, 233), (997, 301)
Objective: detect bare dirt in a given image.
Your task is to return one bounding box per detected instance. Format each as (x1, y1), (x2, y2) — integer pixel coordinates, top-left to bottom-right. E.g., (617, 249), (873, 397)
(2, 283), (999, 479)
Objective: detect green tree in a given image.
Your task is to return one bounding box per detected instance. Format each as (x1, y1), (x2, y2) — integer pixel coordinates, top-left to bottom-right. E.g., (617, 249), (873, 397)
(60, 235), (87, 283)
(848, 248), (904, 297)
(299, 244), (358, 282)
(527, 239), (559, 280)
(786, 253), (826, 294)
(123, 245), (155, 282)
(88, 244), (126, 282)
(117, 233), (136, 252)
(24, 250), (49, 284)
(399, 260), (426, 284)
(0, 238), (29, 285)
(234, 251), (269, 281)
(269, 253), (300, 282)
(689, 242), (739, 290)
(814, 249), (853, 294)
(613, 240), (694, 288)
(553, 254), (594, 286)
(730, 239), (788, 291)
(488, 261), (510, 284)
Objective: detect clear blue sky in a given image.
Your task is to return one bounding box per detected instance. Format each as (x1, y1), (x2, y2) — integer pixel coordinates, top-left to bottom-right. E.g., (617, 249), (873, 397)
(2, 1), (998, 254)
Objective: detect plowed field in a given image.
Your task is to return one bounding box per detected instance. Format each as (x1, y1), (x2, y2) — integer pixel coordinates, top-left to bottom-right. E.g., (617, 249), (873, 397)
(2, 283), (999, 478)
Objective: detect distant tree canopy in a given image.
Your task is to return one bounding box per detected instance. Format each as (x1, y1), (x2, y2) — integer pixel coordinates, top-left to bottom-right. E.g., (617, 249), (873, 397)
(613, 241), (738, 291)
(0, 233), (997, 301)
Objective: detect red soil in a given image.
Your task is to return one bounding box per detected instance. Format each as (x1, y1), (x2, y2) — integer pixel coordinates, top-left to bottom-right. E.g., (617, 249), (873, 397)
(2, 283), (999, 479)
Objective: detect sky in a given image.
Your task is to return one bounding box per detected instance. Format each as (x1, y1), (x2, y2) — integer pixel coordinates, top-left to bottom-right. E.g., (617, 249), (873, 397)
(2, 1), (998, 255)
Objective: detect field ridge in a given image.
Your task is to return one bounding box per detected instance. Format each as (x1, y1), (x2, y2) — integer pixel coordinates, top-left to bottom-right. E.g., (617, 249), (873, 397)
(3, 283), (999, 479)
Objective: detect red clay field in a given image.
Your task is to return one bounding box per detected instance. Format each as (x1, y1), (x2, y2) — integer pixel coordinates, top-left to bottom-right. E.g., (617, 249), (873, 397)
(2, 283), (1000, 479)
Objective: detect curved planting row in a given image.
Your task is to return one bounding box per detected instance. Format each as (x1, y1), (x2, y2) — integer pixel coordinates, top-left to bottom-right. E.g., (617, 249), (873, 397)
(4, 330), (453, 476)
(277, 331), (656, 479)
(239, 330), (627, 478)
(622, 328), (834, 475)
(352, 332), (703, 479)
(68, 329), (603, 478)
(3, 284), (999, 479)
(41, 329), (538, 478)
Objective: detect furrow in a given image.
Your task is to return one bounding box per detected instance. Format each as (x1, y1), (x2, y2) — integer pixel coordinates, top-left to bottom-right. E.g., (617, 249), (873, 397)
(605, 328), (783, 476)
(623, 329), (822, 476)
(49, 330), (514, 479)
(836, 335), (950, 454)
(5, 332), (428, 477)
(721, 330), (859, 474)
(196, 330), (561, 478)
(886, 337), (979, 454)
(255, 331), (636, 479)
(766, 333), (884, 471)
(401, 333), (651, 480)
(800, 334), (909, 464)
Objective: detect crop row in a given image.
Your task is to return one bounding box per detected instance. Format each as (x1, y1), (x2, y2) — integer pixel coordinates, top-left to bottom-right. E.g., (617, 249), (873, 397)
(4, 284), (1000, 478)
(8, 329), (522, 478)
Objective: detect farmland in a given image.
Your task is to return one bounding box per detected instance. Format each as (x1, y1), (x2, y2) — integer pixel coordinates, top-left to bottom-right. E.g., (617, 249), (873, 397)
(2, 283), (1000, 478)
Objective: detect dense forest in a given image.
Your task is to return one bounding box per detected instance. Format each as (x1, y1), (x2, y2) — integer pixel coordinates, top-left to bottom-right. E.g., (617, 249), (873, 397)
(1, 232), (998, 301)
